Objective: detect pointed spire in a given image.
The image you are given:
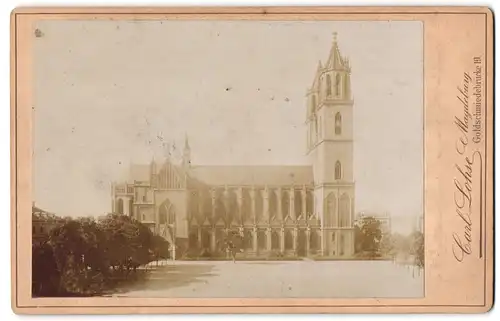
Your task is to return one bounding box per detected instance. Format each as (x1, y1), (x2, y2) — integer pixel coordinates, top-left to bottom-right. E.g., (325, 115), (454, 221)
(327, 31), (346, 70)
(183, 133), (191, 168)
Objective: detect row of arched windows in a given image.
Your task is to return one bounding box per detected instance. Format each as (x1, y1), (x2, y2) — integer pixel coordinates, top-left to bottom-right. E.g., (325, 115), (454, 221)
(325, 73), (342, 97)
(308, 109), (342, 139)
(190, 228), (322, 252)
(188, 188), (315, 223)
(115, 198), (135, 216)
(323, 192), (351, 227)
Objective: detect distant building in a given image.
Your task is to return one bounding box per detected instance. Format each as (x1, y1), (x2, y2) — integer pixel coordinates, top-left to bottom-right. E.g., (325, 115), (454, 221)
(355, 212), (392, 235)
(111, 33), (357, 258)
(32, 203), (63, 244)
(413, 214), (424, 234)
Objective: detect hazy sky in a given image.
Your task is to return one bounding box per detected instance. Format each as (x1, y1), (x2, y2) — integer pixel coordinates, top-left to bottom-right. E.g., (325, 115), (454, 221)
(33, 20), (423, 233)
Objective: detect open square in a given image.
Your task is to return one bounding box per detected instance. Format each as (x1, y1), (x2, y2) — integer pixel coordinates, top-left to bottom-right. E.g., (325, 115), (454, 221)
(113, 260), (424, 298)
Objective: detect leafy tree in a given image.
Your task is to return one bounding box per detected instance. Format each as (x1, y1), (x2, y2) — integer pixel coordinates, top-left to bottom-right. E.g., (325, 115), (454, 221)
(151, 235), (170, 265)
(34, 213), (162, 296)
(32, 241), (60, 296)
(410, 231), (424, 268)
(379, 232), (394, 257)
(355, 216), (382, 257)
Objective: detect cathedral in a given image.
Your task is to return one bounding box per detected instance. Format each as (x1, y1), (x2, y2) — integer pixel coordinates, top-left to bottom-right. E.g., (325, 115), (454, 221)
(111, 33), (356, 258)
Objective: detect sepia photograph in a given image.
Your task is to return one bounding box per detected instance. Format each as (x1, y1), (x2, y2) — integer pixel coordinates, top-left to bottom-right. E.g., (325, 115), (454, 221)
(30, 19), (425, 299)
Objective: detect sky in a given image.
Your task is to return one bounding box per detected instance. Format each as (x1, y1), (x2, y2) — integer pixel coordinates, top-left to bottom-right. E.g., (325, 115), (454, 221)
(33, 20), (423, 234)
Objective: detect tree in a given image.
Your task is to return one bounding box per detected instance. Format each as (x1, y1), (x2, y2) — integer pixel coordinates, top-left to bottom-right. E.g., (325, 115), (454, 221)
(355, 216), (382, 258)
(35, 213), (161, 296)
(410, 231), (424, 268)
(32, 241), (60, 296)
(151, 235), (170, 265)
(379, 232), (394, 257)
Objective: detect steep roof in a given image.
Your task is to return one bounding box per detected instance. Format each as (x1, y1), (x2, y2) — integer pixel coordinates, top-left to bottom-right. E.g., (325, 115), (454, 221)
(188, 165), (314, 186)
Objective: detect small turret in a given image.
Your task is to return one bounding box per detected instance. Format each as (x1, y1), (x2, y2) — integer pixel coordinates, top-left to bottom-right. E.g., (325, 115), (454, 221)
(182, 133), (191, 168)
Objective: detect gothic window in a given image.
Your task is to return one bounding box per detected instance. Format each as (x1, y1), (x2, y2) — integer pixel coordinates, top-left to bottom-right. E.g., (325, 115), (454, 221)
(335, 112), (342, 135)
(258, 230), (267, 250)
(297, 229), (306, 255)
(159, 199), (176, 225)
(310, 230), (320, 250)
(335, 161), (342, 180)
(244, 230), (253, 249)
(201, 230), (210, 248)
(311, 95), (316, 113)
(227, 190), (238, 224)
(269, 191), (278, 219)
(339, 194), (350, 227)
(335, 73), (341, 96)
(271, 231), (280, 250)
(294, 189), (302, 218)
(190, 191), (200, 219)
(326, 74), (332, 97)
(255, 189), (263, 220)
(306, 191), (314, 218)
(339, 234), (345, 255)
(117, 199), (124, 214)
(284, 230), (293, 250)
(189, 231), (198, 248)
(215, 198), (226, 224)
(281, 191), (290, 218)
(324, 193), (336, 227)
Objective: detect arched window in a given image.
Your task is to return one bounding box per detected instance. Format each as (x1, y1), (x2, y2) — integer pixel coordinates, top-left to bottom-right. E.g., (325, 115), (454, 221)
(294, 189), (302, 218)
(339, 194), (350, 227)
(271, 231), (280, 250)
(335, 73), (341, 96)
(335, 161), (342, 180)
(255, 189), (263, 221)
(311, 95), (316, 113)
(159, 199), (176, 225)
(326, 74), (332, 97)
(335, 112), (342, 135)
(258, 230), (267, 250)
(241, 189), (251, 222)
(117, 199), (124, 214)
(306, 191), (314, 218)
(284, 230), (294, 250)
(324, 193), (336, 227)
(227, 190), (238, 224)
(281, 191), (290, 218)
(269, 191), (277, 219)
(310, 230), (320, 250)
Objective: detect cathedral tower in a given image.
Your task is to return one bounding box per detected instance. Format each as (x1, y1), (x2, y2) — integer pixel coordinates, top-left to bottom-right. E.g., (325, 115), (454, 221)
(307, 32), (355, 257)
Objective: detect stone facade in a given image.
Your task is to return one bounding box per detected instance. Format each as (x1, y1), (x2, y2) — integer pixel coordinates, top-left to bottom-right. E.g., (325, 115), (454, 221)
(112, 33), (356, 258)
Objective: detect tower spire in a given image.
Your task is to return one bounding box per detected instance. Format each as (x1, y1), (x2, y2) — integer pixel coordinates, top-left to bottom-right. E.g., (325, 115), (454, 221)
(182, 133), (191, 168)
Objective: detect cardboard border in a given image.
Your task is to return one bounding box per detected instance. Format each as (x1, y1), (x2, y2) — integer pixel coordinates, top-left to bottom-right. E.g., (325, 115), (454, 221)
(11, 6), (495, 314)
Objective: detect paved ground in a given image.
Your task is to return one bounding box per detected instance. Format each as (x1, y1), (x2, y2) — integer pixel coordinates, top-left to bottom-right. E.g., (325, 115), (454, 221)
(112, 260), (424, 298)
